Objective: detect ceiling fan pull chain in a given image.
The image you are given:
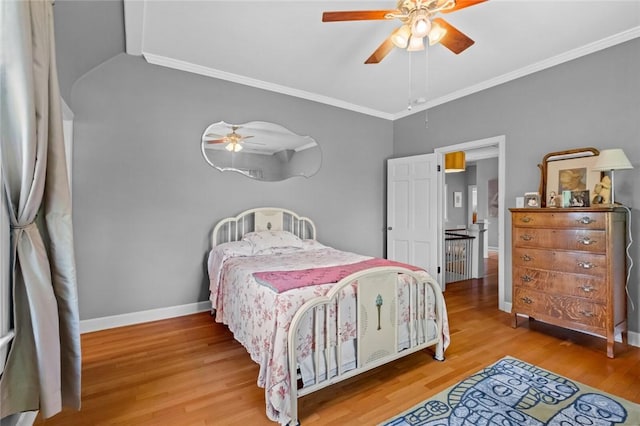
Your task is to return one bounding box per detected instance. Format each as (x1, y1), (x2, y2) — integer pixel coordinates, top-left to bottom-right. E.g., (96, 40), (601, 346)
(407, 52), (413, 110)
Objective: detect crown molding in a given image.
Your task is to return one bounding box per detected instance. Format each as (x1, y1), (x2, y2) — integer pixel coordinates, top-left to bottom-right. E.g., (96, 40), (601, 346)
(142, 53), (395, 120)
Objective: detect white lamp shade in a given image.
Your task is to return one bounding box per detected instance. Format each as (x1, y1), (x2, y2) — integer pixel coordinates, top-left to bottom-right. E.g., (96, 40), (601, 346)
(226, 142), (243, 152)
(592, 149), (633, 171)
(411, 12), (431, 38)
(407, 35), (425, 52)
(391, 25), (411, 49)
(428, 22), (446, 45)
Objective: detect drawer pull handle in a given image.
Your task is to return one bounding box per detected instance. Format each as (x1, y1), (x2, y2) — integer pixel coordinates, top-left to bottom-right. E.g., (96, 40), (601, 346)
(521, 254), (533, 262)
(520, 216), (532, 223)
(580, 285), (595, 293)
(580, 311), (595, 317)
(521, 297), (533, 304)
(578, 261), (596, 269)
(521, 275), (533, 283)
(521, 234), (533, 241)
(578, 237), (597, 246)
(577, 216), (596, 225)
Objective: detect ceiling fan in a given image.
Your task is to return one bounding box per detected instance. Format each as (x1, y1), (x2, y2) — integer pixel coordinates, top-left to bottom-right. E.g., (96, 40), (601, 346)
(204, 125), (258, 152)
(322, 0), (487, 64)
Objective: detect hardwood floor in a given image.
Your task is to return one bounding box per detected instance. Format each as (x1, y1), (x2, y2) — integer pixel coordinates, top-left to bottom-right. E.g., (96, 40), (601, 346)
(37, 254), (640, 425)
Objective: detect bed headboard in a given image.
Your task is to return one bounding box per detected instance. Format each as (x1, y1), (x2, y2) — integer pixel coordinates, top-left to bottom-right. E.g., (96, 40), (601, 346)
(211, 207), (316, 247)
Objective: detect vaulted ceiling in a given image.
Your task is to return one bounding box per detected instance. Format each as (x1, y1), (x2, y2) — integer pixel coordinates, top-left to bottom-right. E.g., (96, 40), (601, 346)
(124, 1), (640, 120)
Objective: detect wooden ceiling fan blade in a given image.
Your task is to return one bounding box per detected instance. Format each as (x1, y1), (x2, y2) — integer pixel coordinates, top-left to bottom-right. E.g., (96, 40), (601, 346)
(206, 139), (226, 144)
(239, 135), (254, 140)
(432, 18), (475, 54)
(322, 10), (396, 22)
(365, 33), (396, 64)
(441, 0), (488, 13)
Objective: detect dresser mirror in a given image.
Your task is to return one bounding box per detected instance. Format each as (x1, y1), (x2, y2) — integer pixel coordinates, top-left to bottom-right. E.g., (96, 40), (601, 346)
(201, 121), (321, 181)
(537, 147), (600, 207)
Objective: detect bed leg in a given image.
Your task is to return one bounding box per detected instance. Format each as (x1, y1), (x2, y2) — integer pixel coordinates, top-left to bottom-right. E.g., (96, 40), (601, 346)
(433, 341), (445, 362)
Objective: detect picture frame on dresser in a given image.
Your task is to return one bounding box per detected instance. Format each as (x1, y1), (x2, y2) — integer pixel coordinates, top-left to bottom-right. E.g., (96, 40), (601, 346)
(523, 192), (540, 208)
(538, 147), (601, 207)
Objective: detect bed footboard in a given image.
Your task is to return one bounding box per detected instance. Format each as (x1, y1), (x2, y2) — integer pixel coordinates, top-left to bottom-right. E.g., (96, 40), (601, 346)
(286, 266), (445, 424)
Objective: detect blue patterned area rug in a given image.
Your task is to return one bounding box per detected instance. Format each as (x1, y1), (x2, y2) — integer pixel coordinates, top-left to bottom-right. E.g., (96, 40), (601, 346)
(381, 356), (640, 426)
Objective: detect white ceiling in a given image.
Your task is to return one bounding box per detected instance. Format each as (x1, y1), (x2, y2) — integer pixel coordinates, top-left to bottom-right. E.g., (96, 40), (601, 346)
(124, 1), (640, 120)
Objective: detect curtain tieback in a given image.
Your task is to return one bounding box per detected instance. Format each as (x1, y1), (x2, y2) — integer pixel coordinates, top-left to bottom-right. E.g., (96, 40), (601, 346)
(10, 222), (36, 230)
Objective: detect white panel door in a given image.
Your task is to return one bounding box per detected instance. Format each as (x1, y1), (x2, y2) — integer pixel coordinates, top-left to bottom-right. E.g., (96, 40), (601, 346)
(387, 154), (439, 281)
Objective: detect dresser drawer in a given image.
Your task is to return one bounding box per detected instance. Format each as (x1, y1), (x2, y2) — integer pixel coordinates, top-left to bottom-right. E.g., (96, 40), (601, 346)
(512, 211), (606, 229)
(513, 248), (606, 277)
(512, 266), (606, 302)
(513, 287), (606, 329)
(513, 228), (606, 252)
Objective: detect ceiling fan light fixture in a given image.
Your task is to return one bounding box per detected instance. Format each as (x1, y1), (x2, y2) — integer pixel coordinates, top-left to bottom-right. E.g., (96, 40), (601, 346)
(407, 35), (425, 51)
(410, 11), (431, 38)
(427, 21), (447, 45)
(226, 142), (243, 152)
(391, 24), (411, 48)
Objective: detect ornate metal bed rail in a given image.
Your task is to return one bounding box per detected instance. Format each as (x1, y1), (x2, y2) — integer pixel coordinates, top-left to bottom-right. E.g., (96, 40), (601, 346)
(287, 266), (445, 424)
(212, 207), (316, 246)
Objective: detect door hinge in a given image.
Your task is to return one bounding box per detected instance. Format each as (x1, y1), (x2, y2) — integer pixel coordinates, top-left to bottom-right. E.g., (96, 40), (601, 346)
(437, 266), (441, 274)
(437, 164), (441, 172)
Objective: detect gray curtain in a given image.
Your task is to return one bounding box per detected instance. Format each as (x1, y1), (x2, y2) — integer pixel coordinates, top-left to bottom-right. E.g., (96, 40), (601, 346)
(0, 0), (81, 418)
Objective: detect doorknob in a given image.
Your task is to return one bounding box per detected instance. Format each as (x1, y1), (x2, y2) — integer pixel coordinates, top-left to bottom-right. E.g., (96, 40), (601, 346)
(387, 226), (393, 230)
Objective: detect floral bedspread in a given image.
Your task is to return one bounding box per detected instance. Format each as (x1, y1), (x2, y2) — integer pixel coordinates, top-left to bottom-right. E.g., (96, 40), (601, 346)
(208, 242), (449, 424)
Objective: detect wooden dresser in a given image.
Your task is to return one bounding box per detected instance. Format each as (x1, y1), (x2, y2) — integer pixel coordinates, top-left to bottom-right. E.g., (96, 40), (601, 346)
(510, 207), (628, 358)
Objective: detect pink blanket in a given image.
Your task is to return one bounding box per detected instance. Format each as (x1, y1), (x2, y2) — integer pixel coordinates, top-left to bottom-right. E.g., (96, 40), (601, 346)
(253, 258), (423, 293)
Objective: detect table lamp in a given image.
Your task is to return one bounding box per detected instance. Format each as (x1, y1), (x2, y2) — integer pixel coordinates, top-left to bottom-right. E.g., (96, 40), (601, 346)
(592, 148), (634, 205)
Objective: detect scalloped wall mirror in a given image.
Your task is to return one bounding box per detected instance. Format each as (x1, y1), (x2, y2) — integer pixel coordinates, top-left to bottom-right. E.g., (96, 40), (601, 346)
(201, 121), (321, 181)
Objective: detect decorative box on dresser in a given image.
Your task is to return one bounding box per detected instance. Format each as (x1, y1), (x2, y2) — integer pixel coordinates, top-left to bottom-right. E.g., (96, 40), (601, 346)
(510, 207), (628, 358)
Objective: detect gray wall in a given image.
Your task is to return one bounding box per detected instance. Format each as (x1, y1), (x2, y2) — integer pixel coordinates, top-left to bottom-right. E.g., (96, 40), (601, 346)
(476, 158), (499, 249)
(444, 171), (466, 228)
(67, 54), (391, 320)
(394, 38), (640, 332)
(53, 0), (125, 102)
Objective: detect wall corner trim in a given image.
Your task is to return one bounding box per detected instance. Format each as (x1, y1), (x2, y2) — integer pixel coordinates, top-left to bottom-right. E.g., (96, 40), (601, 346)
(80, 301), (211, 334)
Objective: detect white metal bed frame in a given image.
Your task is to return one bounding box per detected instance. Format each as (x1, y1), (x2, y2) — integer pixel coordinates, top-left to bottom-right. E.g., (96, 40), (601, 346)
(211, 207), (446, 425)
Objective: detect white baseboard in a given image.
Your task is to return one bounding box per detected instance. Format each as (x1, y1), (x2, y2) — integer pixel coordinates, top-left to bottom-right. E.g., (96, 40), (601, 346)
(1, 411), (38, 426)
(16, 411), (37, 426)
(80, 301), (211, 334)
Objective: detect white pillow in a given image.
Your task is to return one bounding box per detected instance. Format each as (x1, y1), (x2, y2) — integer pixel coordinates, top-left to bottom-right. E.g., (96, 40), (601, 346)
(212, 240), (254, 258)
(242, 230), (304, 254)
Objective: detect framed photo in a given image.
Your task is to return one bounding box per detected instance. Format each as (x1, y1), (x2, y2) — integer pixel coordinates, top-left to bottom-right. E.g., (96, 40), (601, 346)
(569, 190), (590, 207)
(524, 192), (540, 208)
(539, 148), (601, 207)
(454, 191), (462, 208)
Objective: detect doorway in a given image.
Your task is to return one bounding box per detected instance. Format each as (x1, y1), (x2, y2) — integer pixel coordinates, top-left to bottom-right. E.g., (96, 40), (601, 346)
(435, 136), (507, 312)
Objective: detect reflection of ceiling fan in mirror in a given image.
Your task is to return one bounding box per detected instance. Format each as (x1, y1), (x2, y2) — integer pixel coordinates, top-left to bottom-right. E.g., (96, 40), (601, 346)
(322, 0), (487, 64)
(204, 125), (263, 152)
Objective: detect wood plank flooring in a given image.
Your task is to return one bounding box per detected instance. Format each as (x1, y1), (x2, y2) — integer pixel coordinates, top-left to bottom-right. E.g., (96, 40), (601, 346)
(36, 253), (640, 425)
